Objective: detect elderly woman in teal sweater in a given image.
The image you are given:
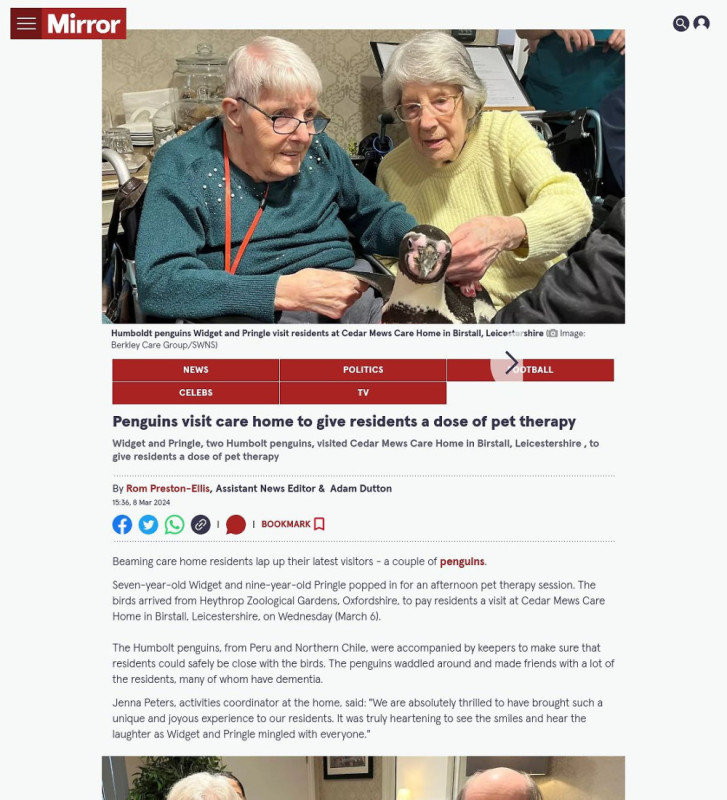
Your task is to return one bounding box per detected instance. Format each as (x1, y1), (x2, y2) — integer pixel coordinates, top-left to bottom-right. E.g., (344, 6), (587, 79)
(136, 36), (415, 323)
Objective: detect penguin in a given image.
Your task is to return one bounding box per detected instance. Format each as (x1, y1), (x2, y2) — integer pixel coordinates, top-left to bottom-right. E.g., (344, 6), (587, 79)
(353, 225), (497, 324)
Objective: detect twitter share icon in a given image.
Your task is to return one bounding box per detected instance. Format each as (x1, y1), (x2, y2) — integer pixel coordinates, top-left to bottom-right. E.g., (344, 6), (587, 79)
(139, 515), (159, 535)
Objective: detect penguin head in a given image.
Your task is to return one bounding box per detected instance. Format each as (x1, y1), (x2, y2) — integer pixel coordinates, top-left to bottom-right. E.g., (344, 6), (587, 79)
(398, 225), (452, 285)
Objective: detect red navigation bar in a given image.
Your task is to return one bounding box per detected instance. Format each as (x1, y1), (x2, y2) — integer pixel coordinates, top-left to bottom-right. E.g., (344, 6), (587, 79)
(112, 358), (613, 404)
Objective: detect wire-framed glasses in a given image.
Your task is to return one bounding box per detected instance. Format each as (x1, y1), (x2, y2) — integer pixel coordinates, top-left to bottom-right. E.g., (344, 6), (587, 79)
(394, 93), (464, 122)
(238, 97), (330, 135)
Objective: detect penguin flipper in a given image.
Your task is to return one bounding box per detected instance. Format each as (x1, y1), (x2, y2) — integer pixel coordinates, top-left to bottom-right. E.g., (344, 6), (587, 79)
(443, 284), (477, 324)
(442, 284), (497, 324)
(473, 288), (497, 323)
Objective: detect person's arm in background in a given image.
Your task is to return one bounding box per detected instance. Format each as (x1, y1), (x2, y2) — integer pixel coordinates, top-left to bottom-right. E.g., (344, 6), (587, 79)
(605, 29), (626, 55)
(516, 29), (552, 54)
(516, 29), (596, 53)
(517, 29), (625, 55)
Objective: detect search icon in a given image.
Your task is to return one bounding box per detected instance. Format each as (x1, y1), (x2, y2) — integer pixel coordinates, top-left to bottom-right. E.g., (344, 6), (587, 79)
(673, 15), (690, 31)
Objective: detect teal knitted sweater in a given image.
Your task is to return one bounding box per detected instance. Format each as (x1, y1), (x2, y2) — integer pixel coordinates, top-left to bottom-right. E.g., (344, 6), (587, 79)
(136, 118), (415, 322)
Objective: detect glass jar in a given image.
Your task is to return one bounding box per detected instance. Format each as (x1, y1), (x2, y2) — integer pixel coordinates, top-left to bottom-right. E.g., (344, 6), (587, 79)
(102, 127), (134, 157)
(149, 98), (223, 158)
(171, 43), (227, 101)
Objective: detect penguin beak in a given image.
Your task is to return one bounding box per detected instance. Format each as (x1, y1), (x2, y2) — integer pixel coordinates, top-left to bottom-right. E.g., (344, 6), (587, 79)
(416, 242), (440, 278)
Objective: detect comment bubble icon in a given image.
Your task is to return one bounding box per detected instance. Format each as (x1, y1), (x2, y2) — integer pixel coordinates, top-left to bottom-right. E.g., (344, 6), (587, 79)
(226, 515), (247, 535)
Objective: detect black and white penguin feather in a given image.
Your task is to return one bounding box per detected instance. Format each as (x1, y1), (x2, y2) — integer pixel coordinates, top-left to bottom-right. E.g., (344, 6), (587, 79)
(354, 225), (496, 324)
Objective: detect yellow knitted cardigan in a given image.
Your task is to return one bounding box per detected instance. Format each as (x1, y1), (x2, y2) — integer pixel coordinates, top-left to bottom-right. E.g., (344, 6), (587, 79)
(377, 110), (593, 309)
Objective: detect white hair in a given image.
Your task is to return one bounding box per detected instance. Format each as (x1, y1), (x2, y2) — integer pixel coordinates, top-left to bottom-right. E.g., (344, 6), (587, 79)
(225, 35), (322, 103)
(167, 772), (240, 800)
(382, 30), (487, 125)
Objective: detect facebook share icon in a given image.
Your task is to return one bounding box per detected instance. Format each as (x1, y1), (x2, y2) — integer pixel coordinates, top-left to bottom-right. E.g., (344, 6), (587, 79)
(113, 514), (133, 535)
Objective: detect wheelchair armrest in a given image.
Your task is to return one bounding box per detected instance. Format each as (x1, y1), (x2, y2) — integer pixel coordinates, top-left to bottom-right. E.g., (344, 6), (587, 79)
(357, 252), (394, 275)
(350, 235), (394, 275)
(102, 147), (131, 184)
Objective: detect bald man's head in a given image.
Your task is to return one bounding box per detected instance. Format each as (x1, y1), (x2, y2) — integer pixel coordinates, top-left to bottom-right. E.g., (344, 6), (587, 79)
(460, 769), (541, 800)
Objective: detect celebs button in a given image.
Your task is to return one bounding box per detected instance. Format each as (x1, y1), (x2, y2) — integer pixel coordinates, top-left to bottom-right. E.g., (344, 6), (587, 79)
(112, 382), (279, 404)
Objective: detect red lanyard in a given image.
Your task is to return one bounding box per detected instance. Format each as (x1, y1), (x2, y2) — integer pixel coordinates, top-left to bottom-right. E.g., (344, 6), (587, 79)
(223, 130), (269, 275)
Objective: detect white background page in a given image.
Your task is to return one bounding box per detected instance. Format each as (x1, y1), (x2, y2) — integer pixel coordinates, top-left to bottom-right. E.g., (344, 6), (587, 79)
(2, 4), (723, 800)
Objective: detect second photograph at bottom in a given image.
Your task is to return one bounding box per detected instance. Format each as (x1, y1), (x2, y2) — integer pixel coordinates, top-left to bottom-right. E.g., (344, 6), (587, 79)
(103, 755), (625, 800)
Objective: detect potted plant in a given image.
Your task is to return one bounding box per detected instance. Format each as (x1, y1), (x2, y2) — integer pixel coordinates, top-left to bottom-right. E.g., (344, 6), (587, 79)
(347, 138), (365, 172)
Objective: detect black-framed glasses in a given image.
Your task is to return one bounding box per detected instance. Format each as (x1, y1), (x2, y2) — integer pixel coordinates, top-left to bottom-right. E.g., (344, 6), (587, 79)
(394, 93), (464, 122)
(238, 97), (330, 135)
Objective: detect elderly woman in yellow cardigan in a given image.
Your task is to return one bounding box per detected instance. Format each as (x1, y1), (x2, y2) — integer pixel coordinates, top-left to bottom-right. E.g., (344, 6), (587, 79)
(376, 30), (593, 309)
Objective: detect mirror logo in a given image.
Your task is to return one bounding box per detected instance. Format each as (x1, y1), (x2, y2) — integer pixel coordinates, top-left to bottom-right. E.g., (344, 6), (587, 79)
(10, 7), (126, 39)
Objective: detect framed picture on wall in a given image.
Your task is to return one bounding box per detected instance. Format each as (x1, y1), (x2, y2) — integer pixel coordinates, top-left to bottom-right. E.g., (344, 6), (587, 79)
(323, 757), (374, 779)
